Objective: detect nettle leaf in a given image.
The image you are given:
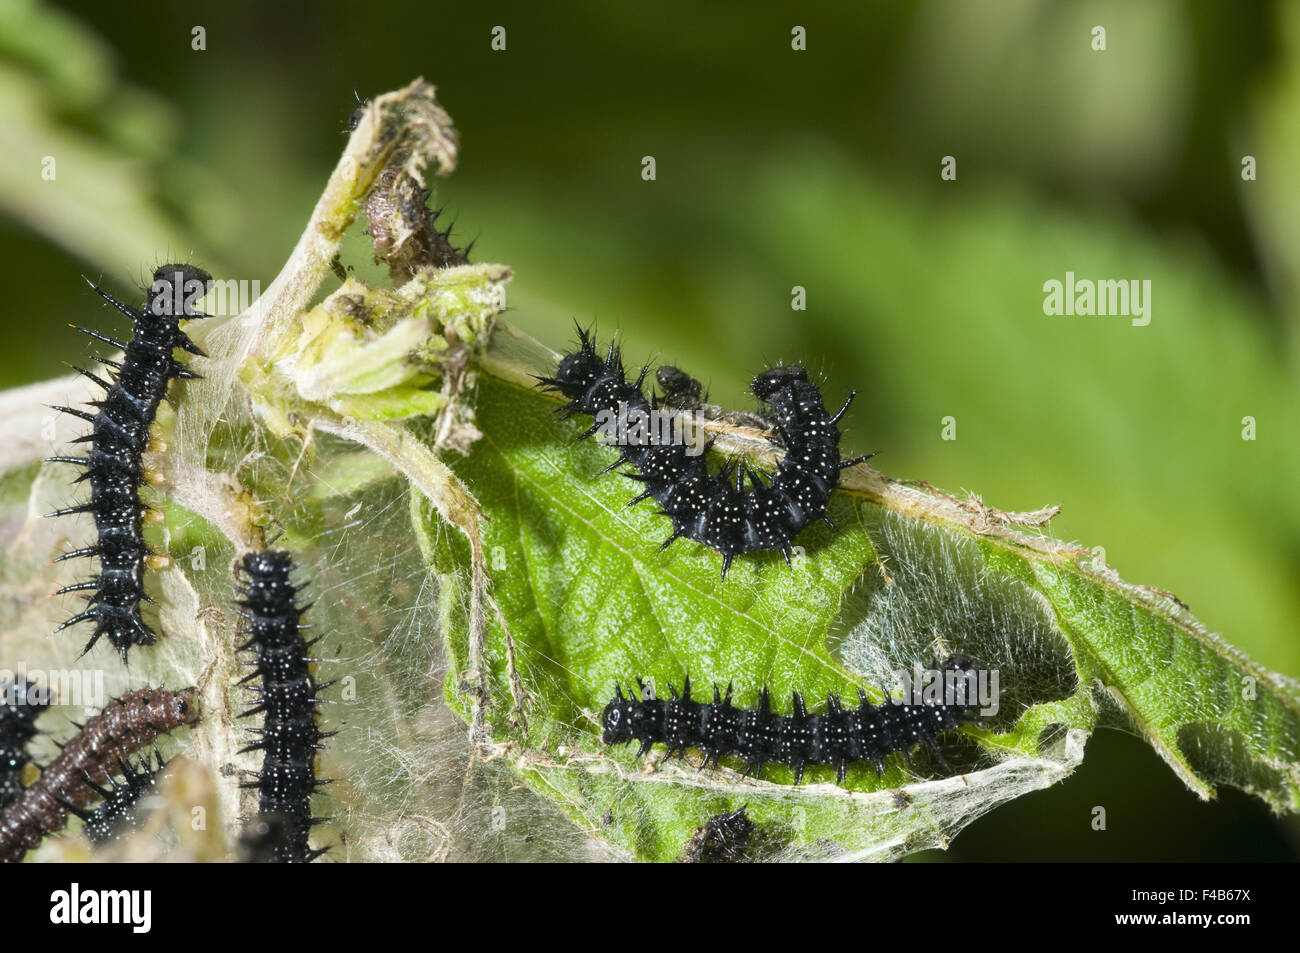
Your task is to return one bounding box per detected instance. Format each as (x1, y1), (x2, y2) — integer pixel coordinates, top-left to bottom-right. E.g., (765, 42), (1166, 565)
(422, 332), (1300, 861)
(3, 79), (1295, 863)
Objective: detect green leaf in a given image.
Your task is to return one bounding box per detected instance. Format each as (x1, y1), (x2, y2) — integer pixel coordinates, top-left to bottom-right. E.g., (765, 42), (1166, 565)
(2, 78), (1295, 864)
(422, 338), (1300, 861)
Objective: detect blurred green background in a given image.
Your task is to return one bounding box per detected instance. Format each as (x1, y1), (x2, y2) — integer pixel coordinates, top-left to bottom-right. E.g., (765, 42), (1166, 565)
(1, 0), (1296, 860)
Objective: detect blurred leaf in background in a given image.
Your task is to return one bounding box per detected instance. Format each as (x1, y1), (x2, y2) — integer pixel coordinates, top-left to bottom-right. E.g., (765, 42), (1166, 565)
(0, 0), (1294, 859)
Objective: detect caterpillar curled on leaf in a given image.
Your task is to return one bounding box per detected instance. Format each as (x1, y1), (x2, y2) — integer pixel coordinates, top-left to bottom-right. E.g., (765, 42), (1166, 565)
(537, 328), (874, 578)
(0, 687), (198, 863)
(62, 750), (165, 846)
(601, 656), (986, 785)
(0, 678), (51, 809)
(46, 264), (212, 662)
(235, 550), (332, 863)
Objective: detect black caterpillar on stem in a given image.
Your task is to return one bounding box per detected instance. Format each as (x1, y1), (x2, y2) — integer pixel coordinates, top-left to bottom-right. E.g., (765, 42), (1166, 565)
(235, 550), (332, 863)
(602, 656), (985, 784)
(537, 328), (873, 578)
(46, 264), (212, 661)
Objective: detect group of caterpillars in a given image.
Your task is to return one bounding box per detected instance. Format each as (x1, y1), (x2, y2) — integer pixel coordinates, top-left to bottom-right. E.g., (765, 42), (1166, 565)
(17, 91), (482, 863)
(13, 111), (984, 863)
(540, 331), (995, 797)
(1, 267), (329, 863)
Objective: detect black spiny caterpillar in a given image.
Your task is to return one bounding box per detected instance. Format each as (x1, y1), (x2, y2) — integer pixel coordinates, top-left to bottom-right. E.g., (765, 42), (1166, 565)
(538, 329), (872, 578)
(62, 751), (166, 846)
(235, 550), (332, 863)
(602, 656), (985, 784)
(0, 678), (51, 809)
(47, 264), (211, 661)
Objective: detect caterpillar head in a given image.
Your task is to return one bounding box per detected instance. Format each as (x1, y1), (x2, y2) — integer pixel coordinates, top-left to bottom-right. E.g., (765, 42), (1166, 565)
(136, 686), (200, 731)
(750, 365), (809, 402)
(553, 349), (604, 391)
(537, 327), (613, 408)
(601, 684), (638, 745)
(146, 264), (213, 322)
(551, 326), (608, 387)
(655, 365), (703, 406)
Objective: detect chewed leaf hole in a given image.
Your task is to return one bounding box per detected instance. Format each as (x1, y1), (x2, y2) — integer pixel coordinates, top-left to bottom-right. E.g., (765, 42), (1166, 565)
(832, 509), (1077, 733)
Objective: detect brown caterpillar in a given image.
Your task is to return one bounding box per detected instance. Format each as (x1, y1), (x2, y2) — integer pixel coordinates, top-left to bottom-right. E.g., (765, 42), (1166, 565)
(365, 166), (471, 281)
(0, 687), (198, 862)
(362, 90), (470, 286)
